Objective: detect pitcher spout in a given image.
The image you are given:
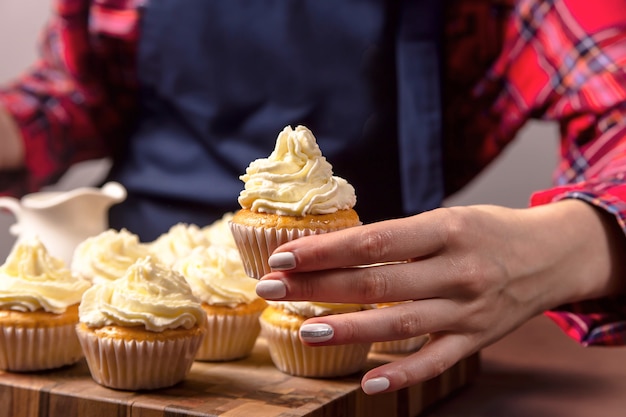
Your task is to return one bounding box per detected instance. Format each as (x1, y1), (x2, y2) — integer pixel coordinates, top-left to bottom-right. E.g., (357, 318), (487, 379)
(66, 181), (127, 212)
(20, 181), (127, 210)
(100, 181), (127, 204)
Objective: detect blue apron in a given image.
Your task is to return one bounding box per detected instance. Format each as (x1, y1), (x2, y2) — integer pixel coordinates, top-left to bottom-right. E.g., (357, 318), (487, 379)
(108, 0), (443, 242)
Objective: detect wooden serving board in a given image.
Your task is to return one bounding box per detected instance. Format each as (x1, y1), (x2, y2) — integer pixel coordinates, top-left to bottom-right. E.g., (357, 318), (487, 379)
(0, 338), (479, 417)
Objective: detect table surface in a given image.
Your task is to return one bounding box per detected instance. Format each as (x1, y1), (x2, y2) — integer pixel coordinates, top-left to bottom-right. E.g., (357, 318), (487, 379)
(422, 314), (626, 417)
(3, 314), (624, 416)
(0, 336), (478, 417)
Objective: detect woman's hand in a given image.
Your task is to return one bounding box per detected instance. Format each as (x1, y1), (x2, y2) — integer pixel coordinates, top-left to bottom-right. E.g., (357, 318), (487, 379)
(256, 200), (626, 394)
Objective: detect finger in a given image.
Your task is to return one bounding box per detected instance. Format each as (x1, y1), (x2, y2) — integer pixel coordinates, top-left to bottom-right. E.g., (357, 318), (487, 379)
(258, 255), (465, 304)
(298, 299), (463, 346)
(267, 210), (448, 272)
(361, 333), (474, 395)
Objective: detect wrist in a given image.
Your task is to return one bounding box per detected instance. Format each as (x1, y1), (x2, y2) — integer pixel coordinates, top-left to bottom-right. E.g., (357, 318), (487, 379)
(519, 199), (626, 309)
(0, 106), (24, 170)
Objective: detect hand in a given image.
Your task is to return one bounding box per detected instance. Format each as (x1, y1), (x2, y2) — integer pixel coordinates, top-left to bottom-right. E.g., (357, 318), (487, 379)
(256, 200), (626, 394)
(0, 106), (24, 170)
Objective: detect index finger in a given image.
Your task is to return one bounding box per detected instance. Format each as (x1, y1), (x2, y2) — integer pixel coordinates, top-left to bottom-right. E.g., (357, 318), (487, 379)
(268, 209), (448, 273)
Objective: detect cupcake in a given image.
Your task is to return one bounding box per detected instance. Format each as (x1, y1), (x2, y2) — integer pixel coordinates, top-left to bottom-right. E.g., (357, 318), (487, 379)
(260, 301), (372, 378)
(149, 223), (211, 267)
(0, 237), (90, 371)
(230, 125), (361, 278)
(174, 245), (267, 361)
(370, 303), (429, 354)
(76, 256), (206, 390)
(71, 228), (150, 284)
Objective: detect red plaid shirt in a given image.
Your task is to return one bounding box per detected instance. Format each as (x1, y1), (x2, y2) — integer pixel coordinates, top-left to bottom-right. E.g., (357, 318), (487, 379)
(2, 0), (626, 346)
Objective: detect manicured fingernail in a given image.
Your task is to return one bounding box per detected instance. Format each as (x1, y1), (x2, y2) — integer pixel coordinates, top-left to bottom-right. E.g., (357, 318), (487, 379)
(299, 323), (334, 343)
(268, 252), (296, 270)
(363, 377), (390, 395)
(256, 280), (286, 299)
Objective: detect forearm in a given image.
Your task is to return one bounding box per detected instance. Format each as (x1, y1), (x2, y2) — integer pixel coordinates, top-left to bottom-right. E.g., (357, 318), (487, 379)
(0, 2), (139, 196)
(527, 188), (626, 344)
(0, 105), (24, 170)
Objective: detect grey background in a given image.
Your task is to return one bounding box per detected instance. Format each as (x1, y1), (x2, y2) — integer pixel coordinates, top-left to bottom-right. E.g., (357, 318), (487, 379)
(0, 1), (558, 262)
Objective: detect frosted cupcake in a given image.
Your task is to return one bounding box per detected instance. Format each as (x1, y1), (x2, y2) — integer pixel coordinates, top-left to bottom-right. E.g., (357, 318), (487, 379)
(260, 301), (372, 378)
(76, 256), (206, 390)
(371, 303), (429, 354)
(71, 228), (150, 284)
(231, 125), (361, 278)
(174, 245), (267, 361)
(0, 237), (90, 371)
(149, 223), (211, 267)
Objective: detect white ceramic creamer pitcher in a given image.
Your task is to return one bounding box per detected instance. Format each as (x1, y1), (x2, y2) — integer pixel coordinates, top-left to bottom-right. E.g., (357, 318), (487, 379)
(0, 181), (127, 265)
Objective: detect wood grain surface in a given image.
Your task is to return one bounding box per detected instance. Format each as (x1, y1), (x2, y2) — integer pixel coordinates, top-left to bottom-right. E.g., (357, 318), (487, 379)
(0, 338), (480, 417)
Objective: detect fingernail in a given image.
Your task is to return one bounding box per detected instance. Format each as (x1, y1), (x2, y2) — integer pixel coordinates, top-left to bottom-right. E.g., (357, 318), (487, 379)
(363, 377), (390, 395)
(256, 280), (286, 299)
(299, 323), (334, 343)
(268, 252), (296, 270)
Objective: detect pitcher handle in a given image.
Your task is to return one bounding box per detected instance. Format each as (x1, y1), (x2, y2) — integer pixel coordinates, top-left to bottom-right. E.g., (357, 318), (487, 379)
(0, 196), (21, 216)
(0, 196), (22, 236)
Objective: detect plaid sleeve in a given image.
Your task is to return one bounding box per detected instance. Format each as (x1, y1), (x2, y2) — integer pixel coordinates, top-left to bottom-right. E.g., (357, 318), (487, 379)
(486, 0), (626, 345)
(0, 0), (139, 196)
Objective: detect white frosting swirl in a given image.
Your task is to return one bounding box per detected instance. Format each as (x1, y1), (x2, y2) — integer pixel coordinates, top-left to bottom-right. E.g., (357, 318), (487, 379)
(0, 237), (90, 313)
(201, 213), (237, 248)
(79, 256), (205, 332)
(71, 228), (150, 284)
(174, 246), (260, 306)
(150, 223), (211, 267)
(237, 125), (356, 216)
(269, 301), (372, 318)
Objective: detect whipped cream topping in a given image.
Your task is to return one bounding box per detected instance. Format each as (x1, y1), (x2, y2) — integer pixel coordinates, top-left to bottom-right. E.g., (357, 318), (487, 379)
(79, 256), (205, 332)
(0, 237), (90, 313)
(237, 125), (356, 216)
(202, 212), (237, 248)
(71, 228), (150, 285)
(150, 223), (211, 267)
(269, 301), (372, 318)
(174, 246), (260, 307)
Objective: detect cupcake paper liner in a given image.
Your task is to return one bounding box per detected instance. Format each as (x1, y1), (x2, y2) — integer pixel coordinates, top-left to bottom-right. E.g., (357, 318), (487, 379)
(371, 334), (429, 354)
(196, 310), (262, 361)
(76, 326), (203, 390)
(260, 317), (371, 378)
(0, 323), (83, 372)
(230, 223), (337, 278)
